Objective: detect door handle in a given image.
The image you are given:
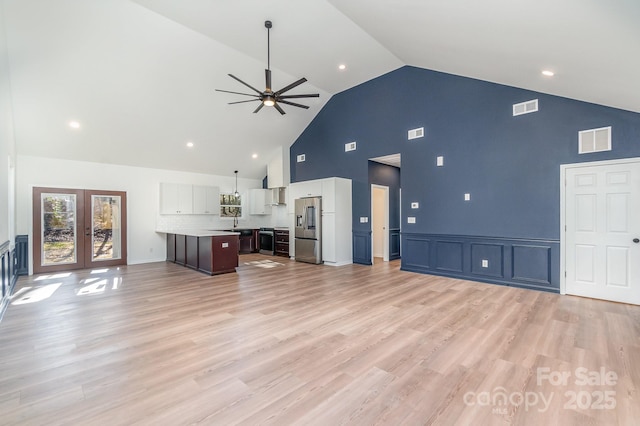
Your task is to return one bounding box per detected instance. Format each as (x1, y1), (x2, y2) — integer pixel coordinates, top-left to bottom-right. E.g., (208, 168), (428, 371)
(634, 238), (640, 243)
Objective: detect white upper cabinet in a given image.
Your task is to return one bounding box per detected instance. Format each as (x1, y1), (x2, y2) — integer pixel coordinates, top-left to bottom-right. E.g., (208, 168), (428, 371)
(193, 185), (220, 214)
(267, 154), (284, 188)
(160, 183), (219, 215)
(249, 189), (272, 215)
(160, 183), (193, 214)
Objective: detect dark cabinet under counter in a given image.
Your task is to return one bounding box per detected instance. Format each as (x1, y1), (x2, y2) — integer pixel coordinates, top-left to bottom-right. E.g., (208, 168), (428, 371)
(274, 229), (289, 257)
(198, 234), (239, 275)
(162, 231), (239, 275)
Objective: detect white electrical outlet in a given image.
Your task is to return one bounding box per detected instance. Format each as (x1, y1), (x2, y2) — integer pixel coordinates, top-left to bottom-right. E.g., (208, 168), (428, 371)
(407, 217), (416, 224)
(360, 216), (369, 223)
(411, 202), (419, 209)
(464, 193), (471, 201)
(482, 259), (489, 268)
(437, 156), (444, 166)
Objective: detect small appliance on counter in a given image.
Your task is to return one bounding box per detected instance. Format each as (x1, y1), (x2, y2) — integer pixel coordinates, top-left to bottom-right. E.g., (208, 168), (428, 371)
(294, 197), (322, 264)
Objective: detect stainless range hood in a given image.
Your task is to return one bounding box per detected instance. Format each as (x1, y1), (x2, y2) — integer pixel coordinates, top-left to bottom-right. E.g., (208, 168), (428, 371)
(268, 187), (286, 205)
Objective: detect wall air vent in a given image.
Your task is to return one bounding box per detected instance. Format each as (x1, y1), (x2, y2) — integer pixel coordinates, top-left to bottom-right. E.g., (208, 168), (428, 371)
(345, 141), (357, 152)
(579, 126), (612, 154)
(296, 154), (306, 162)
(408, 127), (424, 140)
(512, 99), (539, 116)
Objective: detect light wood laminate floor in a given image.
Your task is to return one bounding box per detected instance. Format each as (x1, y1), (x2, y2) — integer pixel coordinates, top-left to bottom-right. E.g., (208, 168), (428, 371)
(1, 254), (638, 425)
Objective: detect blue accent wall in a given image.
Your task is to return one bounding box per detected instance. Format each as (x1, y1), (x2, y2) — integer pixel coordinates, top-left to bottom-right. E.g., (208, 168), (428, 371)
(290, 66), (640, 291)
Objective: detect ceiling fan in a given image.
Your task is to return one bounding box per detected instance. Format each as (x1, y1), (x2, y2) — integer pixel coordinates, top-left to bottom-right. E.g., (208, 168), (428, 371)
(215, 20), (319, 115)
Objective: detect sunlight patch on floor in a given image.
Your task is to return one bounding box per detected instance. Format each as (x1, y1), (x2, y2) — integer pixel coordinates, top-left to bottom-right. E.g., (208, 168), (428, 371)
(243, 259), (284, 269)
(34, 272), (71, 281)
(12, 283), (62, 305)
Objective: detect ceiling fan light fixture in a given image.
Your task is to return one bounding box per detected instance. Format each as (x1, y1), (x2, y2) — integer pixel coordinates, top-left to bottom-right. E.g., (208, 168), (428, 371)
(215, 20), (319, 115)
(263, 96), (275, 107)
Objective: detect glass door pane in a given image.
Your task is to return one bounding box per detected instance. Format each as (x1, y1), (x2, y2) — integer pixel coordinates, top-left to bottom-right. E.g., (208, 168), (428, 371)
(41, 193), (77, 265)
(91, 195), (122, 261)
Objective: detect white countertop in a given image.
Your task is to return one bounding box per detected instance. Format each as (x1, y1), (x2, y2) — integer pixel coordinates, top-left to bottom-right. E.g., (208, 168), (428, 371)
(156, 229), (240, 237)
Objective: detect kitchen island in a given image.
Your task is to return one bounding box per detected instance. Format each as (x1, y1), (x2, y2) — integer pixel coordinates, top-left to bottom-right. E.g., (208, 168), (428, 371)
(161, 230), (240, 275)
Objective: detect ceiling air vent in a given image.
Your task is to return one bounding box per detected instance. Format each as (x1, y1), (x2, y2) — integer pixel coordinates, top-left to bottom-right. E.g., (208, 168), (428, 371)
(296, 154), (306, 162)
(579, 126), (612, 154)
(345, 141), (357, 152)
(513, 99), (538, 116)
(408, 127), (424, 140)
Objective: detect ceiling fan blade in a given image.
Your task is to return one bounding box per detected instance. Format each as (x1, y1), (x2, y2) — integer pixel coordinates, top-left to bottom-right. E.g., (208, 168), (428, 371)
(253, 103), (265, 113)
(278, 94), (320, 99)
(228, 99), (260, 105)
(274, 77), (307, 96)
(228, 74), (263, 95)
(278, 99), (310, 109)
(215, 89), (260, 97)
(265, 69), (272, 91)
(273, 103), (286, 115)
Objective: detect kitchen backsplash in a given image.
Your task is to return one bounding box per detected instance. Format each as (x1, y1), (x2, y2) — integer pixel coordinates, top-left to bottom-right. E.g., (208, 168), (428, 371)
(156, 204), (289, 231)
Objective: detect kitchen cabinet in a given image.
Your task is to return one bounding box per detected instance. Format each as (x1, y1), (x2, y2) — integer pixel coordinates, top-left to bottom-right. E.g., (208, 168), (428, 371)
(160, 183), (220, 215)
(274, 229), (289, 257)
(166, 233), (176, 262)
(186, 236), (199, 269)
(164, 231), (239, 275)
(267, 146), (286, 188)
(288, 180), (323, 213)
(198, 234), (239, 275)
(193, 185), (220, 214)
(249, 189), (272, 215)
(175, 234), (186, 265)
(160, 183), (193, 214)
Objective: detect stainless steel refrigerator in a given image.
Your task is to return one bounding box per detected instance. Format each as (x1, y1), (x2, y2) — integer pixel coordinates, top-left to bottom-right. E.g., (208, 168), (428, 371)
(294, 197), (322, 264)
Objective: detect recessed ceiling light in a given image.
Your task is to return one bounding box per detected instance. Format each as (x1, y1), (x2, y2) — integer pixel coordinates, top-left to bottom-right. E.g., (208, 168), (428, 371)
(186, 141), (194, 148)
(338, 64), (346, 70)
(68, 121), (80, 129)
(252, 153), (258, 159)
(542, 70), (555, 77)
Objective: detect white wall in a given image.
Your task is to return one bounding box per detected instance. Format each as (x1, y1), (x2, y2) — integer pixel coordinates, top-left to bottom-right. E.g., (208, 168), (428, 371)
(16, 155), (274, 273)
(0, 2), (16, 245)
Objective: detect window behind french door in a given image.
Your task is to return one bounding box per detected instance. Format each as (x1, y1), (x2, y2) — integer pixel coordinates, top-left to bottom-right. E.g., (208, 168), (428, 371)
(32, 188), (127, 274)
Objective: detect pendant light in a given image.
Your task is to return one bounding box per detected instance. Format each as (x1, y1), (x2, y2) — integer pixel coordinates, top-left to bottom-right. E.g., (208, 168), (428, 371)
(234, 170), (239, 197)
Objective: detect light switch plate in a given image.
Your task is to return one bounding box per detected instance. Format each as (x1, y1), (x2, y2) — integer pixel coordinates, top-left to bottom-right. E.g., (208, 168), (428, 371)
(407, 217), (416, 224)
(411, 202), (419, 209)
(436, 156), (444, 166)
(360, 216), (368, 223)
(464, 193), (471, 201)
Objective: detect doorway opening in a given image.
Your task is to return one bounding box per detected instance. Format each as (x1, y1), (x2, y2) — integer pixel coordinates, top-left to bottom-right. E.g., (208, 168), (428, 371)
(369, 154), (401, 264)
(32, 187), (127, 274)
(371, 184), (389, 263)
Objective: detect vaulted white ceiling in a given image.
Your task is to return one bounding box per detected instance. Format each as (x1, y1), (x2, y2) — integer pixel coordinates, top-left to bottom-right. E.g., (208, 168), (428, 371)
(3, 0), (638, 179)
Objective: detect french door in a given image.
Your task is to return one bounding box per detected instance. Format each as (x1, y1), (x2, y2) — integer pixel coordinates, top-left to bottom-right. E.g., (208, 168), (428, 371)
(33, 188), (127, 274)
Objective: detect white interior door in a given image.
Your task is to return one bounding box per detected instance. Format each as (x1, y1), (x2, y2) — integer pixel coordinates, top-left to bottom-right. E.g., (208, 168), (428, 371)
(371, 185), (389, 262)
(564, 160), (640, 305)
